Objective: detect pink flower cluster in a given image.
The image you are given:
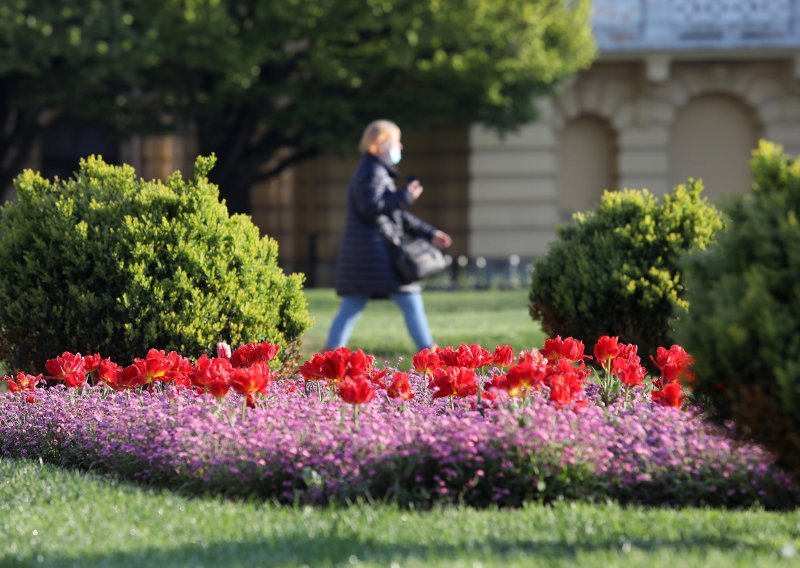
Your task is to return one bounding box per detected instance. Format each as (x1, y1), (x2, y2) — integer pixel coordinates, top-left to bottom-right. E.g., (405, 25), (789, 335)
(0, 374), (795, 508)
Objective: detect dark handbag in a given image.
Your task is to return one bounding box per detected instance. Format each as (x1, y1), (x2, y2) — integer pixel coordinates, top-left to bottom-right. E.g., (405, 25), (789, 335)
(393, 236), (447, 282)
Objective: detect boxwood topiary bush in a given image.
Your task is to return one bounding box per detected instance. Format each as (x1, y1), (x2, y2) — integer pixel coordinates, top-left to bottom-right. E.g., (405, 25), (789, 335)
(0, 155), (311, 372)
(530, 181), (723, 361)
(678, 140), (800, 480)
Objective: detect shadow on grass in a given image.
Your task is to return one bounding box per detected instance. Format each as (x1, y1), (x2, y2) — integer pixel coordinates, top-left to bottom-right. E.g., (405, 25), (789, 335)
(20, 533), (754, 568)
(2, 459), (787, 567)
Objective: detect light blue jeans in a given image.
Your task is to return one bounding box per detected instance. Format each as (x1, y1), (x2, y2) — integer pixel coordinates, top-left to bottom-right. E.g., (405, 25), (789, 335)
(325, 293), (434, 351)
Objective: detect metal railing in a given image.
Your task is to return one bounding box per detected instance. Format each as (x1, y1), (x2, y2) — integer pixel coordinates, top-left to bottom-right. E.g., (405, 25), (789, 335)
(422, 254), (534, 291)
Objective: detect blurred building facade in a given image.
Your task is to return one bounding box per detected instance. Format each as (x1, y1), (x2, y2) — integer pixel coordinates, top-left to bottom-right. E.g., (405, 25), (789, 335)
(283, 0), (800, 284)
(33, 0), (800, 285)
(467, 0), (800, 261)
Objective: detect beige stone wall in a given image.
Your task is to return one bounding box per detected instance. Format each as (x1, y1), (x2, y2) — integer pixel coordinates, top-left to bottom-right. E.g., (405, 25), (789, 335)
(557, 115), (618, 222)
(250, 167), (298, 267)
(120, 133), (198, 181)
(468, 58), (800, 258)
(670, 93), (762, 200)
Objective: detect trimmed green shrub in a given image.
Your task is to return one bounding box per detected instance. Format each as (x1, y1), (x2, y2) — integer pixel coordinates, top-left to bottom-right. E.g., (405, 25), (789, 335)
(529, 181), (723, 360)
(0, 155), (311, 372)
(678, 140), (800, 480)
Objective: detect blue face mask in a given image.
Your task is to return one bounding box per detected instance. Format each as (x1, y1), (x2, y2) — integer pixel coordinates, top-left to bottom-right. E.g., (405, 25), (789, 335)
(388, 146), (402, 165)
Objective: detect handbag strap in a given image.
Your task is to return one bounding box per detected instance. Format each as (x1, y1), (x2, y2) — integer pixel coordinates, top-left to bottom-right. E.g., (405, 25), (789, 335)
(352, 199), (405, 249)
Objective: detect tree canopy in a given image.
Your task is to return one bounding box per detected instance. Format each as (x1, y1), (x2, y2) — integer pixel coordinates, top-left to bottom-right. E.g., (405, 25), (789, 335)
(0, 0), (595, 211)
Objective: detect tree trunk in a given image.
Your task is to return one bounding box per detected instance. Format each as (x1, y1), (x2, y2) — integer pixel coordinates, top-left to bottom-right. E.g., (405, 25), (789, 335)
(213, 165), (252, 215)
(202, 120), (319, 216)
(0, 112), (42, 199)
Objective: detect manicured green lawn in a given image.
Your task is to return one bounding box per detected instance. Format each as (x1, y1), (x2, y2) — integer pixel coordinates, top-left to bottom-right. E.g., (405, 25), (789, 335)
(301, 288), (544, 360)
(2, 458), (799, 568)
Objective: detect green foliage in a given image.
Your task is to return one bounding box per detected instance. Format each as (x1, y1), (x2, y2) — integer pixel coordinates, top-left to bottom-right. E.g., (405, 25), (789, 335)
(0, 1), (596, 208)
(0, 155), (311, 371)
(0, 1), (239, 132)
(529, 181), (723, 360)
(0, 0), (595, 127)
(677, 140), (800, 480)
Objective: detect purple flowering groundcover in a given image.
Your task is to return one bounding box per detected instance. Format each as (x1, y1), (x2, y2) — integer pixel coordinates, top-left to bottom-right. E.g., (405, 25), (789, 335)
(0, 376), (795, 509)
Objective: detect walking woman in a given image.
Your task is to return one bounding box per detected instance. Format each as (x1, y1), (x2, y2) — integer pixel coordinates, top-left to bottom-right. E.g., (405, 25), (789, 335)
(326, 119), (452, 351)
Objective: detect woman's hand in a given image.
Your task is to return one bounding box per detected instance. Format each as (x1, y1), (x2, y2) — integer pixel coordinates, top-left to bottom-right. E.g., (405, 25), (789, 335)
(406, 180), (423, 201)
(432, 230), (452, 249)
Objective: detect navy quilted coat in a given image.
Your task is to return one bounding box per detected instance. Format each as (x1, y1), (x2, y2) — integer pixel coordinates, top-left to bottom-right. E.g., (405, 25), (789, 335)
(334, 153), (437, 297)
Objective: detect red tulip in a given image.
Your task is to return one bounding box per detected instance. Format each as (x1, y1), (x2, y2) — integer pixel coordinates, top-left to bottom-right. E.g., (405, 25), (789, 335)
(487, 373), (511, 393)
(259, 342), (280, 361)
(298, 352), (326, 381)
(192, 355), (233, 395)
(455, 343), (494, 369)
(96, 358), (121, 387)
(541, 336), (565, 362)
(489, 377), (519, 399)
(83, 354), (102, 373)
(165, 351), (194, 388)
(321, 349), (350, 380)
(542, 336), (589, 364)
(113, 364), (148, 390)
(338, 377), (376, 405)
(617, 343), (641, 366)
(345, 349), (374, 379)
(133, 349), (172, 385)
(329, 348), (373, 382)
(550, 358), (591, 380)
(368, 368), (391, 389)
(544, 359), (588, 406)
(299, 348), (374, 384)
(612, 358), (647, 387)
(429, 366), (478, 399)
(229, 362), (272, 398)
(492, 345), (514, 367)
(434, 345), (460, 367)
(412, 348), (441, 376)
(650, 345), (694, 386)
(45, 352), (87, 388)
(518, 348), (547, 366)
(387, 372), (414, 400)
(205, 376), (232, 399)
(507, 361), (547, 387)
(231, 341), (280, 368)
(3, 372), (42, 392)
(546, 368), (585, 406)
(652, 382), (685, 408)
(561, 337), (589, 363)
(593, 336), (620, 365)
(493, 361), (547, 397)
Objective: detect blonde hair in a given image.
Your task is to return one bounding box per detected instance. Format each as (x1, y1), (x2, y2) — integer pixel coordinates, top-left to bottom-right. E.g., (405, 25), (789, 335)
(359, 119), (400, 154)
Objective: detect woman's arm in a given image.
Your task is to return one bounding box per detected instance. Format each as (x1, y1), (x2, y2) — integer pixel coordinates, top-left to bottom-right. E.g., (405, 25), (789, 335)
(402, 212), (452, 249)
(352, 168), (416, 219)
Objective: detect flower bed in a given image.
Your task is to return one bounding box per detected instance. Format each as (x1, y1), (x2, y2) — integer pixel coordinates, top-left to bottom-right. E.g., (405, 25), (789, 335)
(0, 339), (797, 508)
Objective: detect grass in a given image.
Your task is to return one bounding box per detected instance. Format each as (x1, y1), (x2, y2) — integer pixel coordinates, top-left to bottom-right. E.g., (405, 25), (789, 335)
(2, 458), (800, 568)
(300, 288), (544, 360)
(4, 289), (800, 566)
